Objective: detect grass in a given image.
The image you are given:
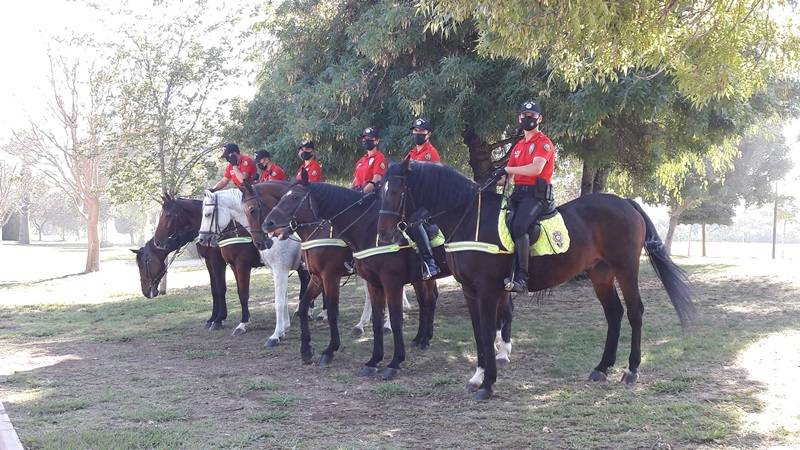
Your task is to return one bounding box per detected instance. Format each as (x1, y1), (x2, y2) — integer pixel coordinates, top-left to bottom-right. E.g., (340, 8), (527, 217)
(1, 259), (799, 448)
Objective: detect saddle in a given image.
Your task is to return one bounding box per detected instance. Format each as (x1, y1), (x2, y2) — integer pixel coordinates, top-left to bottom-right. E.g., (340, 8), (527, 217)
(499, 198), (570, 256)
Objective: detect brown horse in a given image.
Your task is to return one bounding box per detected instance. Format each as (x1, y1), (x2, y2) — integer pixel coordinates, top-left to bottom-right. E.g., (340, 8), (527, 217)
(377, 160), (695, 400)
(262, 179), (511, 381)
(240, 180), (396, 365)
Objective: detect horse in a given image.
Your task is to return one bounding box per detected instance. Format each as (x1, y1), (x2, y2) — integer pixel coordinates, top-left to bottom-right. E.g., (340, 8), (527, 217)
(240, 180), (414, 365)
(263, 178), (507, 381)
(198, 188), (311, 346)
(132, 195), (236, 332)
(377, 160), (695, 400)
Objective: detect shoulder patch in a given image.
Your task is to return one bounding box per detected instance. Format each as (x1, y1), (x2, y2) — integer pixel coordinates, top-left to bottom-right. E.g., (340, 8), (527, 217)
(514, 150), (520, 158)
(425, 153), (431, 161)
(379, 162), (386, 170)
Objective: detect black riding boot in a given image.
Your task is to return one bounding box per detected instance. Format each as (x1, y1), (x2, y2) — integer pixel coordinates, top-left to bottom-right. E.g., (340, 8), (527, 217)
(414, 225), (441, 280)
(504, 234), (529, 293)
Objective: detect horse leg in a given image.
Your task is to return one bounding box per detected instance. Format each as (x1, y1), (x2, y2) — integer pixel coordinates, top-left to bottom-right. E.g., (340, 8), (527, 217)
(297, 273), (323, 363)
(416, 280), (438, 350)
(587, 262), (624, 381)
(474, 287), (502, 401)
(383, 283), (406, 380)
(210, 257), (228, 331)
(463, 285), (486, 392)
(495, 294), (513, 367)
(616, 268), (644, 385)
(204, 256), (222, 328)
(358, 283), (384, 377)
(410, 281), (427, 348)
(318, 275), (341, 365)
(265, 267), (290, 347)
(353, 279), (371, 336)
(231, 263), (252, 337)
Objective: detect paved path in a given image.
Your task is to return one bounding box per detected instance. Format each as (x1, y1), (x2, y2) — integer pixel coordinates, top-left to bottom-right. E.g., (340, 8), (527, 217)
(0, 402), (23, 450)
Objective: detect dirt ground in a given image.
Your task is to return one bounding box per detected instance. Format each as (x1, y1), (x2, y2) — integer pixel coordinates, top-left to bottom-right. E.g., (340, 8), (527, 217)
(1, 242), (799, 449)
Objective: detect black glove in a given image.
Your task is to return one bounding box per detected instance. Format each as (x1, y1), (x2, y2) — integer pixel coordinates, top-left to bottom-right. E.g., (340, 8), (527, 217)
(481, 166), (507, 190)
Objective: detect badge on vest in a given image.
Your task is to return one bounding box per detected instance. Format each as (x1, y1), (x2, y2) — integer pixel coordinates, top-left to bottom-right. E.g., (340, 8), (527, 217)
(529, 144), (535, 154)
(425, 153), (431, 161)
(544, 144), (552, 152)
(369, 157), (374, 166)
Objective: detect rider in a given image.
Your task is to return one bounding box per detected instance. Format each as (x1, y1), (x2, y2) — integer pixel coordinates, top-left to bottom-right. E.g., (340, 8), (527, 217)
(296, 141), (323, 182)
(351, 127), (387, 194)
(255, 149), (287, 182)
(496, 100), (556, 293)
(405, 118), (441, 279)
(211, 143), (257, 191)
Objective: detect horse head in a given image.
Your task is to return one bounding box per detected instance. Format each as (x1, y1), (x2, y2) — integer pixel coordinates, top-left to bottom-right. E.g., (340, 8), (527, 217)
(131, 243), (167, 298)
(262, 176), (314, 240)
(240, 181), (278, 251)
(378, 158), (411, 245)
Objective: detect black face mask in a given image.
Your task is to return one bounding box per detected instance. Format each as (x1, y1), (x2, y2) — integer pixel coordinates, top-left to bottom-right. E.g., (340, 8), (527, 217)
(226, 153), (239, 165)
(362, 140), (376, 151)
(413, 134), (427, 145)
(300, 151), (313, 160)
(521, 116), (539, 131)
(258, 163), (267, 170)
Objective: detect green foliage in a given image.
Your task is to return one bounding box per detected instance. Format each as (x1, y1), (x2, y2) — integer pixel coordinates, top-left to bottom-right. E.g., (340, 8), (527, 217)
(420, 0), (800, 105)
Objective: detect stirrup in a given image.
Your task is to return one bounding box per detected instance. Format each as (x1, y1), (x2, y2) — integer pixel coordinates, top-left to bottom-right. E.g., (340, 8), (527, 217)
(344, 261), (355, 274)
(422, 261), (440, 280)
(504, 275), (527, 293)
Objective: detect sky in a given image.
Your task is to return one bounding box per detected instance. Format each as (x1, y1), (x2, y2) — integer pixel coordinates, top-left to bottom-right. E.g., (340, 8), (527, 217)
(1, 0), (799, 200)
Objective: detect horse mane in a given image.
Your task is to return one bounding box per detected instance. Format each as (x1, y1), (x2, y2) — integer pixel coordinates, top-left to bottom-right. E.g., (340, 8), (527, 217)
(307, 183), (373, 217)
(386, 162), (481, 211)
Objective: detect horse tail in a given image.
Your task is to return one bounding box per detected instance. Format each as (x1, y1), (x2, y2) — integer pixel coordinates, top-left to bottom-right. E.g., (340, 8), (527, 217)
(627, 199), (696, 328)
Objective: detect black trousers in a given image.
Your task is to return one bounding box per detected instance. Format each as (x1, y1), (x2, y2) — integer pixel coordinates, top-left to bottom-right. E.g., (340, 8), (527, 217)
(509, 188), (548, 240)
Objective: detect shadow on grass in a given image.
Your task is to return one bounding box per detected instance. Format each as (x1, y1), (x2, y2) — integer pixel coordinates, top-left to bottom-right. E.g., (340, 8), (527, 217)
(0, 264), (798, 448)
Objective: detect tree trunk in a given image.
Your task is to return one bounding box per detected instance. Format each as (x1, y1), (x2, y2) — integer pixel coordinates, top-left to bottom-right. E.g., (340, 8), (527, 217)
(129, 231), (135, 246)
(772, 182), (778, 260)
(687, 225), (692, 257)
(701, 223), (706, 257)
(85, 196), (101, 273)
(580, 160), (596, 196)
(665, 214), (679, 255)
(463, 128), (493, 183)
(592, 167), (608, 193)
(18, 201), (30, 244)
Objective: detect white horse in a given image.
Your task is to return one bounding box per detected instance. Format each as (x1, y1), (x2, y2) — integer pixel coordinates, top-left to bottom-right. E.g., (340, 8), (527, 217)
(201, 189), (409, 345)
(200, 189), (302, 346)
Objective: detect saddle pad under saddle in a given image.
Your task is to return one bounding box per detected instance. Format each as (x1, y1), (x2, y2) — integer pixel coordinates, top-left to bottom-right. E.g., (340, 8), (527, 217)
(498, 203), (570, 256)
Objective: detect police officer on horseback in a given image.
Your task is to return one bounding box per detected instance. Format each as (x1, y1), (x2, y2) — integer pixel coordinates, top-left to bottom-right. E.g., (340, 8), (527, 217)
(212, 143), (258, 191)
(352, 127), (387, 194)
(405, 118), (441, 280)
(255, 149), (287, 182)
(491, 100), (556, 293)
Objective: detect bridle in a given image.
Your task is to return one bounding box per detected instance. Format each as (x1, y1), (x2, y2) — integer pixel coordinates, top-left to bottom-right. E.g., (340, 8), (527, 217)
(141, 240), (188, 296)
(270, 185), (378, 241)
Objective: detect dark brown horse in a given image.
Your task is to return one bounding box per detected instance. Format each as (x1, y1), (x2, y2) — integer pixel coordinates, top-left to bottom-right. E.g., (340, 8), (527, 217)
(262, 179), (453, 380)
(132, 196), (230, 331)
(377, 160), (695, 400)
(241, 181), (384, 365)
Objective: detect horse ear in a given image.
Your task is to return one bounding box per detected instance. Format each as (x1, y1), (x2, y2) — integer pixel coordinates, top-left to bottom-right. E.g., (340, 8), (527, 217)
(242, 180), (255, 195)
(400, 156), (411, 174)
(300, 168), (310, 185)
(130, 248), (140, 255)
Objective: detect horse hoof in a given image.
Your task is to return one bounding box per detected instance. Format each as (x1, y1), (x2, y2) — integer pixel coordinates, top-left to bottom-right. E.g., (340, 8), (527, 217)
(496, 356), (510, 368)
(351, 327), (364, 337)
(301, 350), (315, 365)
(411, 339), (419, 348)
(383, 327), (392, 335)
(621, 370), (639, 385)
(382, 368), (400, 381)
(474, 388), (493, 401)
(358, 366), (379, 377)
(231, 327), (247, 337)
(466, 382), (480, 393)
(318, 353), (334, 365)
(265, 338), (280, 348)
(208, 322), (224, 331)
(589, 370), (608, 382)
(204, 320), (213, 329)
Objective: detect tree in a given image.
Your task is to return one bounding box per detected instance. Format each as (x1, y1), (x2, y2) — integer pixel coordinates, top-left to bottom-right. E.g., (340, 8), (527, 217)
(107, 6), (241, 202)
(420, 0), (800, 105)
(5, 39), (117, 272)
(0, 162), (20, 243)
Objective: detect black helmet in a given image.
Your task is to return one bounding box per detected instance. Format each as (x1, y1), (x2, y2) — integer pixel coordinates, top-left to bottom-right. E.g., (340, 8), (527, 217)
(359, 127), (380, 139)
(222, 142), (240, 158)
(410, 118), (432, 132)
(297, 141), (315, 151)
(254, 149), (271, 160)
(518, 100), (541, 115)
